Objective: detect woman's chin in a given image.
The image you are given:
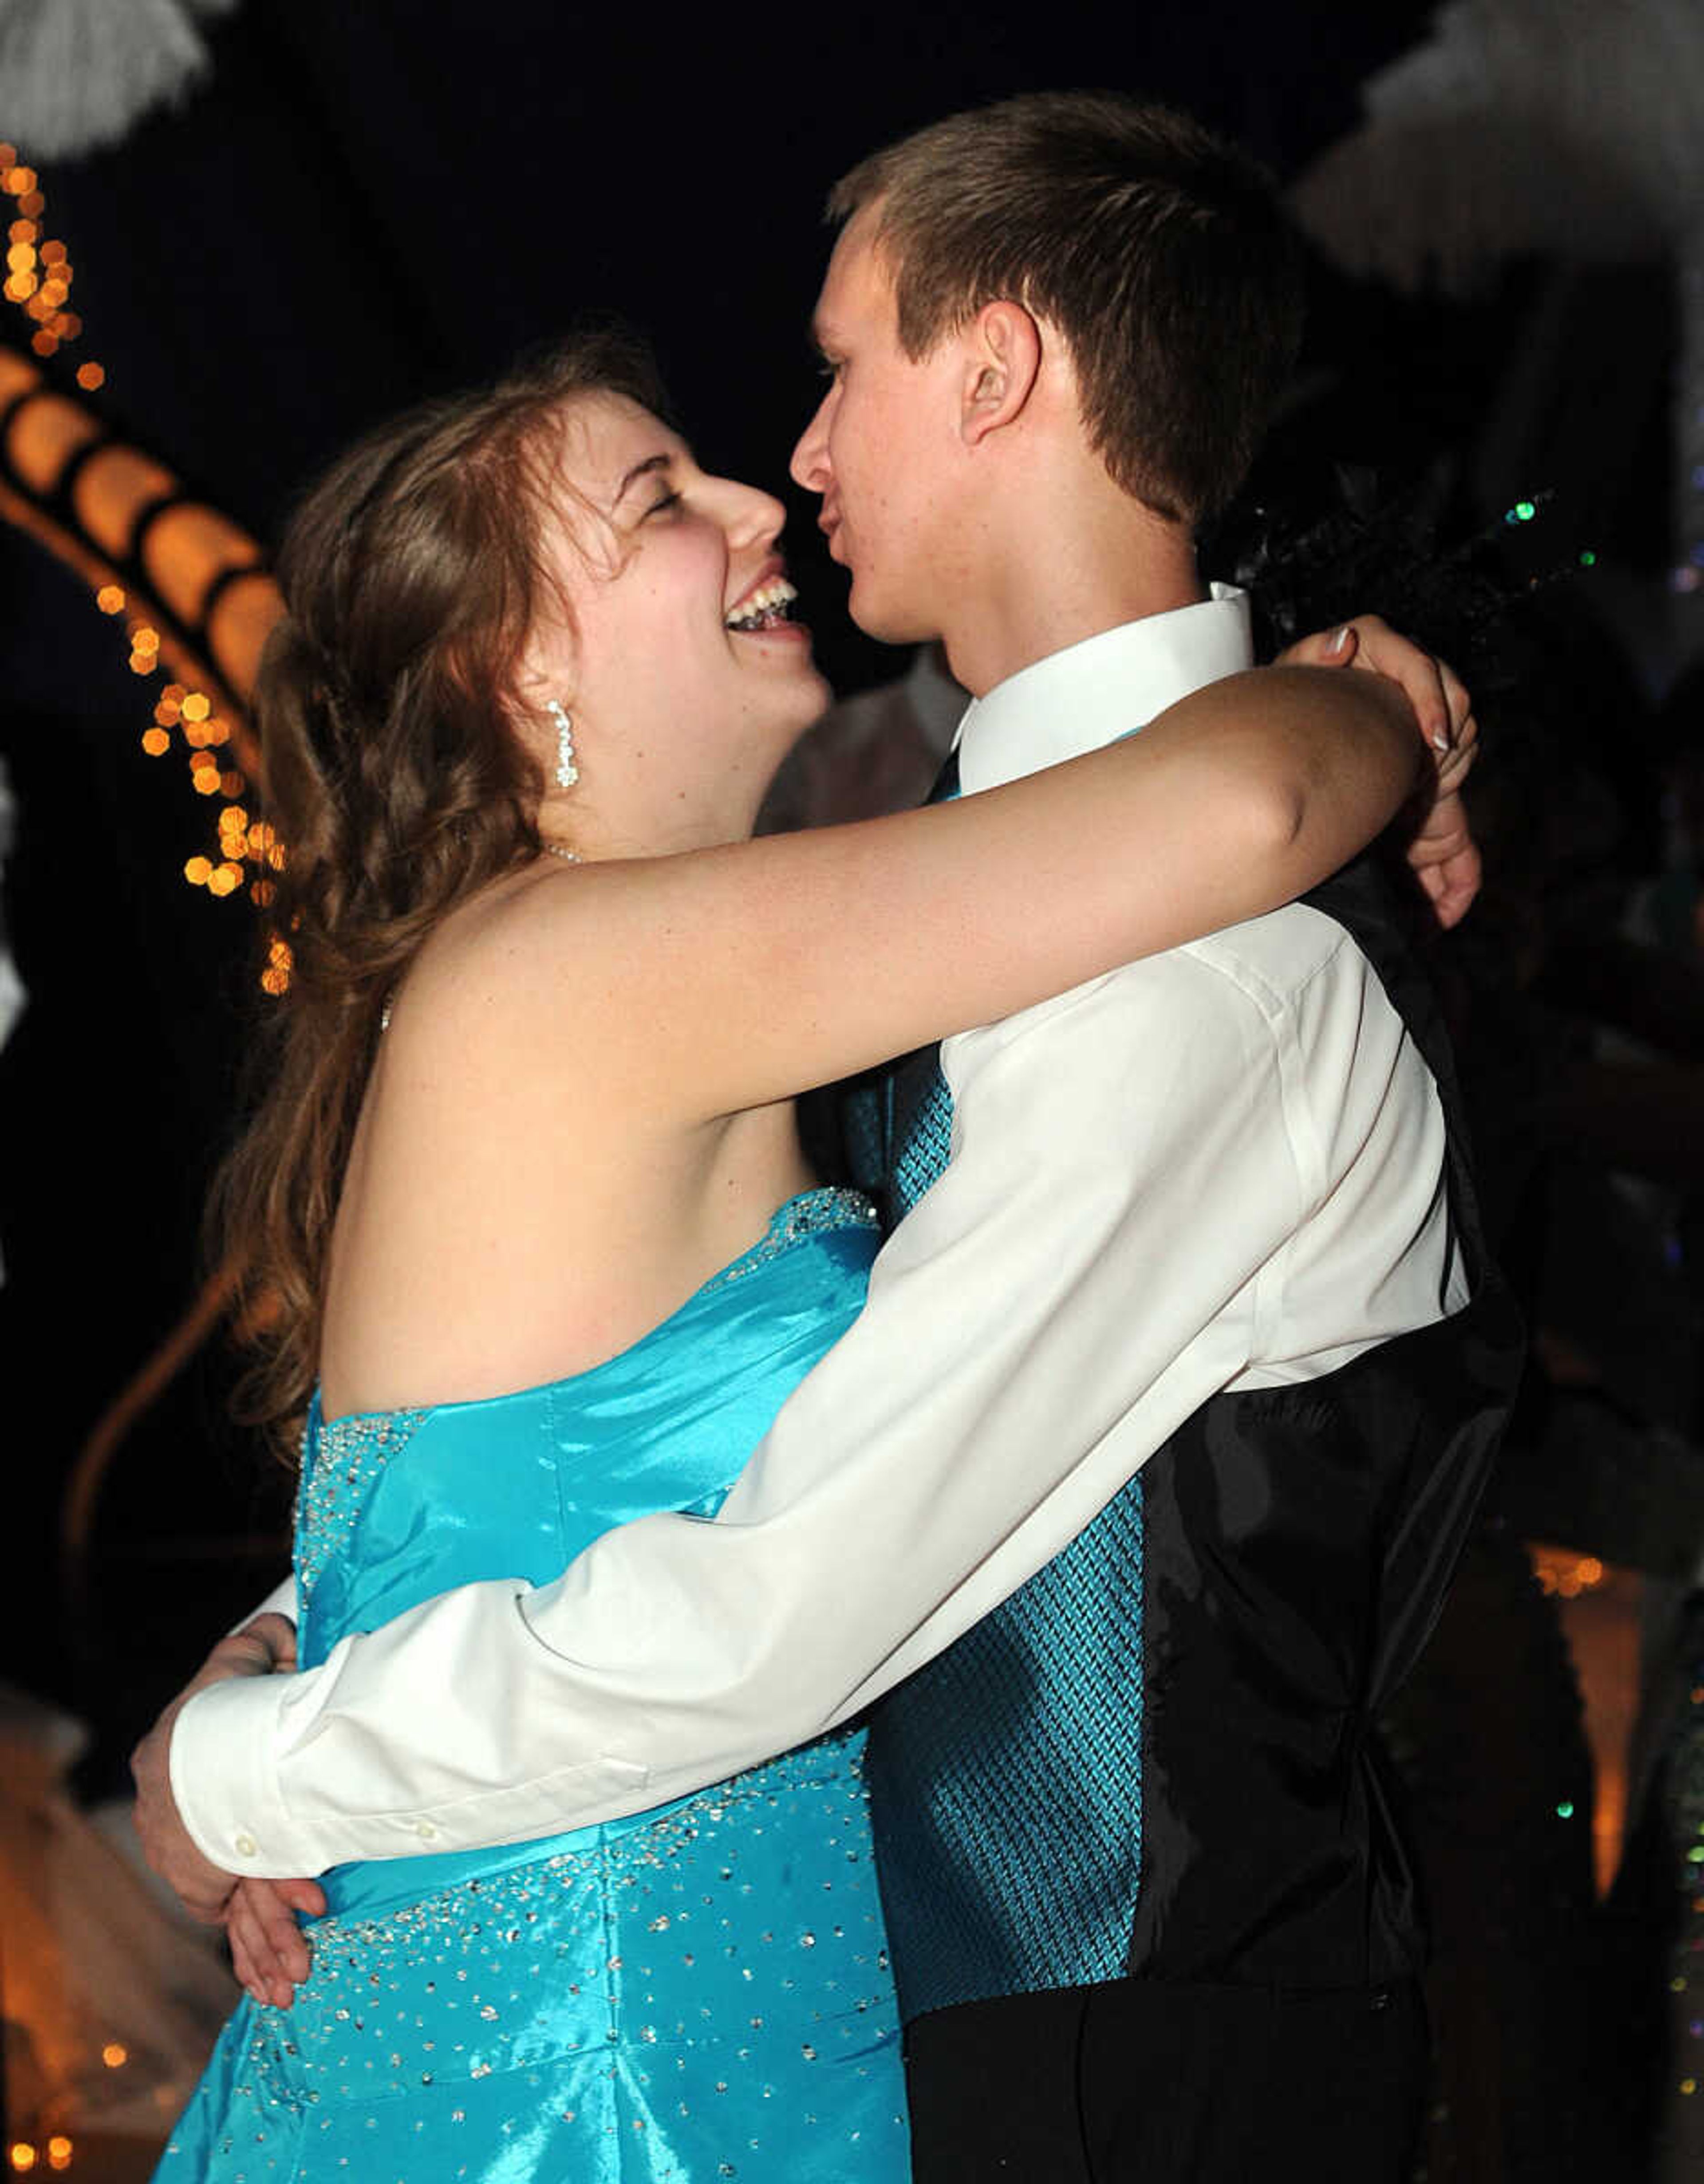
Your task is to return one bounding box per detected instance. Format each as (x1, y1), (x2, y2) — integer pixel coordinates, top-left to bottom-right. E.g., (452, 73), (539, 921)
(768, 666), (834, 739)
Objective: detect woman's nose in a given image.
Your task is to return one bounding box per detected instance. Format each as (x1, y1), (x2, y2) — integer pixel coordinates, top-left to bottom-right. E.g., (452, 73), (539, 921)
(721, 476), (787, 547)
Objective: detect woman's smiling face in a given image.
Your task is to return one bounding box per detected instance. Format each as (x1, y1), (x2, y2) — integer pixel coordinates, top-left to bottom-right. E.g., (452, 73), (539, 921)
(524, 394), (830, 850)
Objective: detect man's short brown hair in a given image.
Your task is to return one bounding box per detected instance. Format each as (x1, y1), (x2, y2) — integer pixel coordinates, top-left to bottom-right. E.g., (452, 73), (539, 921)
(828, 91), (1303, 527)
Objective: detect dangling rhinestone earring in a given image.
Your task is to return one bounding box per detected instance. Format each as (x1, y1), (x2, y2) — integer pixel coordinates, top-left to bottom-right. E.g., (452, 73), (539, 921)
(548, 699), (578, 790)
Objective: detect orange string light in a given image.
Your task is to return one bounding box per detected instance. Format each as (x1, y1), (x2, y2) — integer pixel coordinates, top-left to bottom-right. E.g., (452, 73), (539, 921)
(6, 142), (288, 980)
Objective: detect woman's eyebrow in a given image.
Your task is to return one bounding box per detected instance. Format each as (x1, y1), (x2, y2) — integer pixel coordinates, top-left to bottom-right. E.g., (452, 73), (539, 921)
(612, 453), (674, 505)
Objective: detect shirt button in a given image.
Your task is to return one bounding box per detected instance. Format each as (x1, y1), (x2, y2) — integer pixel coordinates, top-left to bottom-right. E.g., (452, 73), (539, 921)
(234, 1832), (258, 1857)
(414, 1819), (438, 1841)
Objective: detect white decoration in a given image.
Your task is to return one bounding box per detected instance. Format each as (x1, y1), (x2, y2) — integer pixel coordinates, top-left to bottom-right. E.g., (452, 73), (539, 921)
(1291, 0), (1704, 660)
(0, 0), (241, 161)
(1294, 0), (1704, 289)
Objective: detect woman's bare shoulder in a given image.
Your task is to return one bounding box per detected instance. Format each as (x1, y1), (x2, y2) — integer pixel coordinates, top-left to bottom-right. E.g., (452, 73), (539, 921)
(386, 855), (670, 1057)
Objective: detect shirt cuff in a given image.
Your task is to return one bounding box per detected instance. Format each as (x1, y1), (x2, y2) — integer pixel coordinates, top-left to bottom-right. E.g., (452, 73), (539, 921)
(169, 1651), (663, 1875)
(169, 1672), (485, 1875)
(170, 1670), (312, 1877)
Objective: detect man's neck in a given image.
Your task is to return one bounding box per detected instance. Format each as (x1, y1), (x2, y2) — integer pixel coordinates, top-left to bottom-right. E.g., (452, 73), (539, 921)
(942, 514), (1205, 699)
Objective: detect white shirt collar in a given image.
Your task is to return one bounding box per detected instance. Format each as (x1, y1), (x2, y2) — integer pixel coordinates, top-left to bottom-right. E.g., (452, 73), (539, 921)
(955, 582), (1253, 792)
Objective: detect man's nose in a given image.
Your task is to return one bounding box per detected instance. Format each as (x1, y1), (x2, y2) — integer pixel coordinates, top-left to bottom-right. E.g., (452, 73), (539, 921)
(789, 392), (832, 493)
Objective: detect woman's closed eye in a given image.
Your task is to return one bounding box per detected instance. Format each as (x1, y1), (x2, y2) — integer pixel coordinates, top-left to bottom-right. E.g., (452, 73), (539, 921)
(645, 488), (683, 519)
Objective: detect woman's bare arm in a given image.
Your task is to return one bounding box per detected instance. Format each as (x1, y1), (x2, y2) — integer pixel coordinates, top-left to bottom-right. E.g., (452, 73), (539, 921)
(520, 661), (1429, 1121)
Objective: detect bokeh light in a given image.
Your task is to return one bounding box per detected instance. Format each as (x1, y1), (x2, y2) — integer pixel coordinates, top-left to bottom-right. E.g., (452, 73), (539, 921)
(16, 147), (271, 916)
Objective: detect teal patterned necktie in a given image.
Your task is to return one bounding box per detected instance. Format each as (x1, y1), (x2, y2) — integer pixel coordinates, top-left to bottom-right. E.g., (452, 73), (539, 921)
(869, 730), (1146, 2016)
(884, 745), (958, 1212)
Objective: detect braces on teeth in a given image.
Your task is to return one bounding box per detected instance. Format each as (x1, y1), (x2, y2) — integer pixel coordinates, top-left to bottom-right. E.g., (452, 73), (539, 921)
(726, 577), (797, 630)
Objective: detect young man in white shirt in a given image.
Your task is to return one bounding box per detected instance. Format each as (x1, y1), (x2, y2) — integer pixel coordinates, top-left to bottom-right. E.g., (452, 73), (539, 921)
(138, 93), (1511, 2179)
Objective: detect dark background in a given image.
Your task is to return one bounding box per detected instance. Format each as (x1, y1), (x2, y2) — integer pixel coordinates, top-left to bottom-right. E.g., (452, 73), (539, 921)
(0, 0), (1667, 1766)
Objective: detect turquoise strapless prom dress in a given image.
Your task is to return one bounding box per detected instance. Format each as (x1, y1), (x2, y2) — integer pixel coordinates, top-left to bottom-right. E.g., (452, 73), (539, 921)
(155, 1187), (910, 2183)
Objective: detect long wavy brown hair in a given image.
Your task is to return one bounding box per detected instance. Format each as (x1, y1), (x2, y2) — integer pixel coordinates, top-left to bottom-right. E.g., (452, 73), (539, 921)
(211, 327), (669, 1463)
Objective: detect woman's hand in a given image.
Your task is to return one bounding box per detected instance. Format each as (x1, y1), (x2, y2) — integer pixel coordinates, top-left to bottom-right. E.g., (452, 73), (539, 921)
(1280, 617), (1481, 927)
(226, 1875), (326, 2009)
(1279, 616), (1473, 756)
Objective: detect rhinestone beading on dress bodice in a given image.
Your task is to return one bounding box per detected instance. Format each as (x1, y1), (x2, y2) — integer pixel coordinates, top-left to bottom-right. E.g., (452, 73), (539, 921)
(292, 1192), (871, 1615)
(295, 1406), (427, 1610)
(700, 1188), (876, 1297)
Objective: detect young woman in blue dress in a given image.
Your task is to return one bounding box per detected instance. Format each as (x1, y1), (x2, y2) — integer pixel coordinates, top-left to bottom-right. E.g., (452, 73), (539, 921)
(149, 330), (1467, 2183)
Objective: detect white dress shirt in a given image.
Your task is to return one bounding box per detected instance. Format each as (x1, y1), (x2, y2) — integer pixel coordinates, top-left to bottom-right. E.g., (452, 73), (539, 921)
(174, 587), (1464, 1877)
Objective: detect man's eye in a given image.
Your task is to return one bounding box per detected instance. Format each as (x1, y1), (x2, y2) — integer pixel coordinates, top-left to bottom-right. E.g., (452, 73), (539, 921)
(646, 490), (683, 519)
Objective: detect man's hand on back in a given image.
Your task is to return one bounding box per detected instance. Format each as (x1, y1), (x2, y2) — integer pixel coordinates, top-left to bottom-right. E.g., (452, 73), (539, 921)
(131, 1611), (297, 1921)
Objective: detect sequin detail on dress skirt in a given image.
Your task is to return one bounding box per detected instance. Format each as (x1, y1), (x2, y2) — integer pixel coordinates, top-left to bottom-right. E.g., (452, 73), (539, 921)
(158, 1737), (906, 2180)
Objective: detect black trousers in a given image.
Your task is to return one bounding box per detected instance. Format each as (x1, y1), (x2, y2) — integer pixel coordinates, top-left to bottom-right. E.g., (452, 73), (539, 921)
(903, 1974), (1427, 2182)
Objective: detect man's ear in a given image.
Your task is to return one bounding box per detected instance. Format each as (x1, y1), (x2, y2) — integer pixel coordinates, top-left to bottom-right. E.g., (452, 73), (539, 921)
(960, 300), (1042, 448)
